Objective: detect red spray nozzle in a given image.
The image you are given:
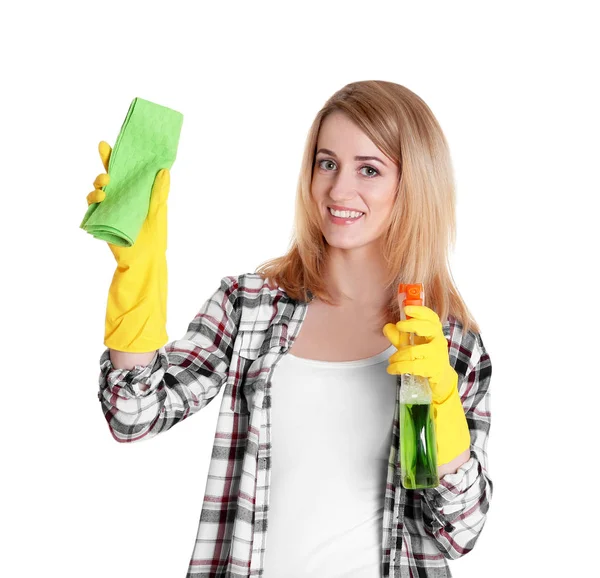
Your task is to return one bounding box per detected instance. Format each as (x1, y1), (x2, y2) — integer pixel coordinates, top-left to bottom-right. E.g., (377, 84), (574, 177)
(398, 283), (424, 319)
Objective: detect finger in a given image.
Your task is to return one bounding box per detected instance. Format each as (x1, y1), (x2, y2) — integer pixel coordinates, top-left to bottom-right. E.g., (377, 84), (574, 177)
(93, 173), (110, 189)
(150, 168), (170, 209)
(98, 141), (112, 172)
(388, 342), (431, 364)
(383, 323), (410, 348)
(403, 305), (441, 324)
(395, 317), (438, 339)
(86, 189), (106, 205)
(383, 323), (401, 347)
(386, 359), (434, 379)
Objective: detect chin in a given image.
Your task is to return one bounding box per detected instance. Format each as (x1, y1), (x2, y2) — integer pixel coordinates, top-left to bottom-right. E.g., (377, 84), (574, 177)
(323, 235), (372, 251)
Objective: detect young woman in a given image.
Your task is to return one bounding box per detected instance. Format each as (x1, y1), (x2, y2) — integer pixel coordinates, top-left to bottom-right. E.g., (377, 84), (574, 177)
(90, 80), (492, 577)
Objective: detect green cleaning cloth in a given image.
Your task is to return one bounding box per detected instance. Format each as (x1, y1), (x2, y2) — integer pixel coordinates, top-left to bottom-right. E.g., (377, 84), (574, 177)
(79, 97), (184, 247)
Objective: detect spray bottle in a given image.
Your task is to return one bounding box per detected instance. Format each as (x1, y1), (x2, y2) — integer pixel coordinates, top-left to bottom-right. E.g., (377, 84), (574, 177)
(397, 283), (439, 489)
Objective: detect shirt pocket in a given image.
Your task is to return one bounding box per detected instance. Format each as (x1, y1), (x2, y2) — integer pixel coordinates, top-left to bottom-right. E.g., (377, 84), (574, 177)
(227, 296), (292, 412)
(226, 329), (264, 414)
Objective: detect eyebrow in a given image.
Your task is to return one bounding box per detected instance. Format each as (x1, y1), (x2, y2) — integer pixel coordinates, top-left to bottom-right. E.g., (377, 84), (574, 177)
(316, 148), (388, 167)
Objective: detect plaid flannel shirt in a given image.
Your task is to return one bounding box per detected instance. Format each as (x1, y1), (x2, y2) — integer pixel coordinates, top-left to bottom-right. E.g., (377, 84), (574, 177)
(98, 273), (492, 577)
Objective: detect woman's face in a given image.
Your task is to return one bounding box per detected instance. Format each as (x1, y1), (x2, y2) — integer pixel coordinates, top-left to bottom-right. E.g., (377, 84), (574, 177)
(311, 111), (400, 254)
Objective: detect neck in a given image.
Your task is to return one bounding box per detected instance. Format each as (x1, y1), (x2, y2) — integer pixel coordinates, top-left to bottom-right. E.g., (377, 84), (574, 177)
(322, 244), (391, 311)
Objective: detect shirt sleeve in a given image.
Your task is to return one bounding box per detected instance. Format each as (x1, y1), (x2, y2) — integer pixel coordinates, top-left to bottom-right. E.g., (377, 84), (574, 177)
(97, 275), (241, 443)
(419, 326), (493, 559)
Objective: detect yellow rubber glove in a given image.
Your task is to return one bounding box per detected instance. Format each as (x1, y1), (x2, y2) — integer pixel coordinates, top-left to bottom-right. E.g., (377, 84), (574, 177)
(87, 141), (170, 352)
(383, 306), (471, 465)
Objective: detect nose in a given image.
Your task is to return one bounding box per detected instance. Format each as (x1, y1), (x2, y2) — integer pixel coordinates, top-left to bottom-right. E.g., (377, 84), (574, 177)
(328, 166), (358, 202)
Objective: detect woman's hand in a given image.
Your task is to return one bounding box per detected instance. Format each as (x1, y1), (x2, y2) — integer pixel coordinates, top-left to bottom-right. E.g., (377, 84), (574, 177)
(383, 305), (471, 468)
(86, 140), (171, 352)
(86, 140), (170, 266)
(382, 305), (457, 405)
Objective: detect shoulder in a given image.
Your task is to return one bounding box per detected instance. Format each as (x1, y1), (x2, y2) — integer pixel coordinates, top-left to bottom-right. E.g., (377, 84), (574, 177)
(217, 273), (302, 332)
(444, 314), (491, 378)
(219, 273), (287, 301)
(216, 273), (294, 319)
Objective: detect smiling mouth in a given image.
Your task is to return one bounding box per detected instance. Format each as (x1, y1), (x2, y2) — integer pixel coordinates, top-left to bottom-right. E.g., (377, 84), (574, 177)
(327, 207), (365, 224)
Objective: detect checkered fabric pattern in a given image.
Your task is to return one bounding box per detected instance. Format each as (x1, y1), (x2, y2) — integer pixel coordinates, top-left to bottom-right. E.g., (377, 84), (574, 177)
(98, 273), (492, 577)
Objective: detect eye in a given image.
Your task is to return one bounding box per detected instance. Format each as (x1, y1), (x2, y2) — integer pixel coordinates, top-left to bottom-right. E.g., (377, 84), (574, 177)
(318, 159), (337, 171)
(317, 159), (380, 178)
(360, 165), (379, 178)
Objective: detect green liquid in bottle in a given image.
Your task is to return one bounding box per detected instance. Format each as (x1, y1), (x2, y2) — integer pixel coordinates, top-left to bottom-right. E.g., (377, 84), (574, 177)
(400, 399), (439, 489)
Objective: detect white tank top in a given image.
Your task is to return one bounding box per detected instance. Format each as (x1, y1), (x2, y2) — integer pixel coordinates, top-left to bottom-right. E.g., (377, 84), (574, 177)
(262, 343), (398, 578)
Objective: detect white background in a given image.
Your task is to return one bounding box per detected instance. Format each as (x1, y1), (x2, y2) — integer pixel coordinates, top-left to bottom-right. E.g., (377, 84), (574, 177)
(1, 1), (598, 576)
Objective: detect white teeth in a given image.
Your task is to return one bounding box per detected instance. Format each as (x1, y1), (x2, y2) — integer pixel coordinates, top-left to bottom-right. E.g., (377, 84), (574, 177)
(329, 208), (364, 219)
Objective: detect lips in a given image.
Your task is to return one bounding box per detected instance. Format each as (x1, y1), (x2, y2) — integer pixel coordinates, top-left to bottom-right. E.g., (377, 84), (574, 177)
(328, 204), (365, 214)
(328, 208), (364, 218)
(327, 207), (365, 225)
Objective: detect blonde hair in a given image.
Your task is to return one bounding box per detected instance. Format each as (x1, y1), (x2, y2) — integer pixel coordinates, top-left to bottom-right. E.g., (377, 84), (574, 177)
(255, 80), (480, 334)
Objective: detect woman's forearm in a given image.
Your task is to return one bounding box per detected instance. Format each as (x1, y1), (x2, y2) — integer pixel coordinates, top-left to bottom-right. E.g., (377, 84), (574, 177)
(109, 349), (157, 370)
